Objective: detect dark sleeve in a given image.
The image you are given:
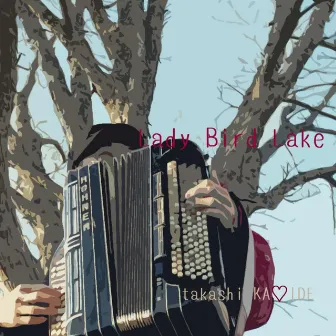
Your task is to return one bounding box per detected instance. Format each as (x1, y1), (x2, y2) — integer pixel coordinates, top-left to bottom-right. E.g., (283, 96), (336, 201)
(0, 321), (48, 336)
(218, 192), (250, 319)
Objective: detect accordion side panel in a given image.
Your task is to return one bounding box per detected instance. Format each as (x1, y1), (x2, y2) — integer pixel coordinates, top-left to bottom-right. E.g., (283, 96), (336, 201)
(89, 163), (119, 335)
(65, 171), (86, 336)
(78, 166), (100, 335)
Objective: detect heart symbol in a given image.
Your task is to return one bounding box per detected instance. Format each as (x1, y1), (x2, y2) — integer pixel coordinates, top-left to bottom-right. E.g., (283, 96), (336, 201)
(272, 286), (288, 302)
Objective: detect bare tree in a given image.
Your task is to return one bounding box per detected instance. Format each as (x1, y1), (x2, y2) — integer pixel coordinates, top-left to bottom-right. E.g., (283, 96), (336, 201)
(0, 0), (336, 297)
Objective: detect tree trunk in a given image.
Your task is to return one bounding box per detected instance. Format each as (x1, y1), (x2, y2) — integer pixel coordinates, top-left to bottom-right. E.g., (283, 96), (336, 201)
(0, 1), (43, 289)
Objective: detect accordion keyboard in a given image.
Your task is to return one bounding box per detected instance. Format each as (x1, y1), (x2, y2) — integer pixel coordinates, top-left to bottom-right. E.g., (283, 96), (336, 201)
(166, 160), (214, 283)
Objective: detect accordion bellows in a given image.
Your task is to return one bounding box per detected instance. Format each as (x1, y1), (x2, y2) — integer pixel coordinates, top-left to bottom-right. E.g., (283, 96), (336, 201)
(49, 124), (247, 336)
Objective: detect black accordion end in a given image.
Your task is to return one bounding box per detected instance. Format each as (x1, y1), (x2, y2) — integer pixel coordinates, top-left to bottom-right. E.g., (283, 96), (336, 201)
(49, 124), (249, 336)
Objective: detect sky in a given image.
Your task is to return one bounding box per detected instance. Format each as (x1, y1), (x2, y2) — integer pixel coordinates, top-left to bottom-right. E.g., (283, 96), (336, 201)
(15, 0), (336, 335)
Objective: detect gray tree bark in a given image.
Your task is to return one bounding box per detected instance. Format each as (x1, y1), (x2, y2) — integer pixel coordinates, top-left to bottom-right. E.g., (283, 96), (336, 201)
(0, 0), (44, 289)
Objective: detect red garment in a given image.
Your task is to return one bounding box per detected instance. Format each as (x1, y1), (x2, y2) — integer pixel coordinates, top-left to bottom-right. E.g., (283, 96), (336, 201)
(245, 231), (275, 331)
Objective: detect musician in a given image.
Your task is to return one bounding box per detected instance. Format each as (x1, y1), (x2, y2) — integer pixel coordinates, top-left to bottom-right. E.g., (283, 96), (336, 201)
(0, 126), (275, 336)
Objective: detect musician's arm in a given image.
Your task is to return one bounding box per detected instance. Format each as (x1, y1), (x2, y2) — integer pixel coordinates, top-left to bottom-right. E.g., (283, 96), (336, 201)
(185, 178), (275, 331)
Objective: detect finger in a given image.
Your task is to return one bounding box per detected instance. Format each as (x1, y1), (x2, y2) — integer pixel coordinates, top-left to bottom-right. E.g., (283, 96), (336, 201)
(185, 179), (213, 198)
(16, 315), (47, 326)
(19, 291), (62, 308)
(18, 284), (61, 297)
(186, 179), (230, 202)
(194, 196), (235, 216)
(17, 304), (58, 316)
(191, 197), (235, 221)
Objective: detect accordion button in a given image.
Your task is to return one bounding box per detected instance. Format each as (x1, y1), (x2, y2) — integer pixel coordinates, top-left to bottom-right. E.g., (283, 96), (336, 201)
(202, 275), (208, 280)
(191, 274), (196, 280)
(172, 269), (178, 275)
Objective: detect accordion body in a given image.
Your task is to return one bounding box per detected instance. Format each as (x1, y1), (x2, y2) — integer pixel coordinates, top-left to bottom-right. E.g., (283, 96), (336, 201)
(49, 124), (248, 336)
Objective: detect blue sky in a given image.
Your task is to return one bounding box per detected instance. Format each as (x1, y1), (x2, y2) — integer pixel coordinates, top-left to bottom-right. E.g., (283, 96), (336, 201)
(15, 0), (336, 334)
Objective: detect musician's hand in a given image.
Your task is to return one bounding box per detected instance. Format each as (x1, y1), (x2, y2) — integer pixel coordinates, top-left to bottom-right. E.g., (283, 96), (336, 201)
(0, 284), (61, 327)
(185, 175), (238, 231)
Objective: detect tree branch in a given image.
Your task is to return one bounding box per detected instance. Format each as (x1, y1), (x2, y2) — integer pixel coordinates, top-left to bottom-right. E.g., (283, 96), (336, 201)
(104, 1), (117, 10)
(320, 40), (336, 52)
(300, 0), (331, 17)
(20, 0), (115, 102)
(284, 98), (336, 122)
(19, 4), (93, 161)
(263, 0), (304, 83)
(252, 165), (336, 211)
(260, 81), (336, 165)
(86, 0), (117, 59)
(22, 0), (70, 39)
(9, 56), (64, 275)
(41, 138), (66, 163)
(278, 1), (335, 84)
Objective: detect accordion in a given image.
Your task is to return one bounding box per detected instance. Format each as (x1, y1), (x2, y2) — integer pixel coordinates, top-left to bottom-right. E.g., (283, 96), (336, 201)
(49, 124), (248, 336)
